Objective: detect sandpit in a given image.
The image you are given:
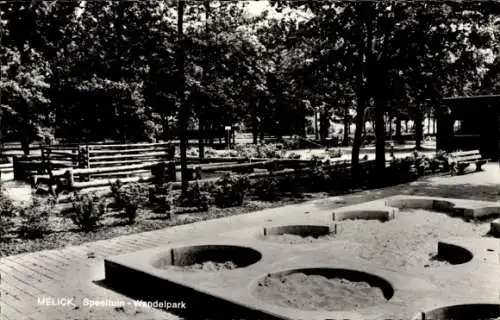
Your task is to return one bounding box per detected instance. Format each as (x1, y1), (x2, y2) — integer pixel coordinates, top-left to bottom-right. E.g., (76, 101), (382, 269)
(414, 303), (500, 320)
(264, 234), (336, 244)
(261, 224), (336, 244)
(333, 209), (489, 269)
(151, 244), (262, 272)
(255, 272), (388, 311)
(171, 260), (238, 272)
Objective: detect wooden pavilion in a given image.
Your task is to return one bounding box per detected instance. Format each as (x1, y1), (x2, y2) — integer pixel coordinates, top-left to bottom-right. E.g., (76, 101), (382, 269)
(437, 94), (500, 160)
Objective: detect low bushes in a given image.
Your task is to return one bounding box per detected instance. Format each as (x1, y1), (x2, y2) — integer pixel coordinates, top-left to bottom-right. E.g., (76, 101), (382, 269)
(110, 180), (149, 224)
(18, 198), (55, 239)
(69, 193), (107, 232)
(326, 148), (342, 158)
(179, 181), (211, 211)
(208, 173), (250, 208)
(387, 151), (450, 185)
(149, 183), (174, 214)
(252, 175), (281, 201)
(0, 214), (14, 241)
(232, 143), (285, 159)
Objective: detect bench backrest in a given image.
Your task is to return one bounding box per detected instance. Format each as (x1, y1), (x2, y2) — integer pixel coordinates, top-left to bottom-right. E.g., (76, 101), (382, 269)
(450, 150), (482, 161)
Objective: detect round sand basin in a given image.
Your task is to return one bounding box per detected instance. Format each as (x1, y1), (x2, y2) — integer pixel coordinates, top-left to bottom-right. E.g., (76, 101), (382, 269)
(262, 225), (336, 244)
(412, 303), (500, 320)
(254, 268), (393, 311)
(152, 245), (262, 272)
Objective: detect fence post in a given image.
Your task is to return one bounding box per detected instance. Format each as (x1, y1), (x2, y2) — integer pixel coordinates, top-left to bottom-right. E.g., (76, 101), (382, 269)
(195, 166), (202, 179)
(86, 145), (91, 181)
(65, 169), (74, 190)
(152, 162), (166, 186)
(167, 161), (177, 182)
(12, 156), (20, 180)
(86, 145), (90, 168)
(72, 148), (77, 168)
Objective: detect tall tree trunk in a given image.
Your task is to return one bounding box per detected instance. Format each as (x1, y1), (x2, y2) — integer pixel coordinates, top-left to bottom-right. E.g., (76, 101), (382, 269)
(198, 0), (210, 159)
(352, 4), (371, 179)
(177, 0), (189, 194)
(276, 101), (284, 142)
(21, 123), (30, 156)
(415, 106), (424, 150)
(314, 109), (319, 140)
(252, 100), (258, 144)
(427, 114), (431, 136)
(343, 103), (350, 146)
(395, 118), (401, 139)
(162, 115), (170, 141)
(373, 6), (393, 176)
(319, 109), (329, 142)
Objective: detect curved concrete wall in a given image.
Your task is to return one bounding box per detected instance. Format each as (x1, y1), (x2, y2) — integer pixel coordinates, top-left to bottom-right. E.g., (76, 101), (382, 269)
(471, 206), (500, 219)
(252, 267), (395, 301)
(436, 242), (474, 265)
(412, 303), (500, 320)
(490, 219), (500, 237)
(151, 245), (262, 269)
(263, 225), (334, 237)
(386, 198), (455, 213)
(332, 209), (396, 222)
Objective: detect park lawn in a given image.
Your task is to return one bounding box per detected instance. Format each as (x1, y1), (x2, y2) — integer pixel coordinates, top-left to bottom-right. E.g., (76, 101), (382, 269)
(0, 192), (329, 257)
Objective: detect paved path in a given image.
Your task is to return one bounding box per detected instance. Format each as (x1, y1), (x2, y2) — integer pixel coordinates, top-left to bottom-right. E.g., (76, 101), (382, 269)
(0, 164), (498, 320)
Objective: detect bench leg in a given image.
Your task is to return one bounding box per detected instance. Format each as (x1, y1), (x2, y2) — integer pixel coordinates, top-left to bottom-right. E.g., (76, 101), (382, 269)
(476, 162), (484, 171)
(457, 164), (469, 175)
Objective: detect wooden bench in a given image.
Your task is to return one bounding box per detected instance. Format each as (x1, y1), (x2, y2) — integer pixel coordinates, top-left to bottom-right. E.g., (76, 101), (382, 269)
(449, 150), (487, 175)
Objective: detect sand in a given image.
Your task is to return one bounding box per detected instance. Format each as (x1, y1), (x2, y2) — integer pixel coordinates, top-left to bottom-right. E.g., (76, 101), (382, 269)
(255, 272), (387, 311)
(254, 209), (491, 312)
(170, 261), (238, 272)
(264, 233), (336, 244)
(331, 208), (490, 270)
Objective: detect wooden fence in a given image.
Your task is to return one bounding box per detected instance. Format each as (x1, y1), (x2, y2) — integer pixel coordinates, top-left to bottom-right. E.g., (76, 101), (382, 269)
(82, 142), (175, 168)
(0, 162), (13, 180)
(13, 142), (175, 182)
(31, 157), (353, 192)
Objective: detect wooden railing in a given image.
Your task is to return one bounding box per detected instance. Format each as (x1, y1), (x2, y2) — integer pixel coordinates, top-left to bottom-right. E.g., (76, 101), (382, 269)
(83, 142), (175, 168)
(32, 157), (358, 192)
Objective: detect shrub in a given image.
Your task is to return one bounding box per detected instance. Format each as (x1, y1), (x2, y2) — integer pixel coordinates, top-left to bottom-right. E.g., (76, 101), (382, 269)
(433, 150), (452, 172)
(388, 157), (418, 184)
(287, 152), (301, 160)
(120, 183), (148, 224)
(309, 155), (326, 163)
(209, 173), (249, 208)
(326, 148), (342, 158)
(149, 183), (174, 214)
(0, 214), (14, 241)
(232, 143), (285, 159)
(0, 195), (17, 217)
(69, 193), (107, 232)
(18, 198), (54, 239)
(257, 143), (285, 158)
(110, 181), (149, 224)
(308, 164), (333, 191)
(179, 181), (211, 211)
(252, 175), (280, 201)
(110, 179), (125, 209)
(282, 139), (301, 150)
